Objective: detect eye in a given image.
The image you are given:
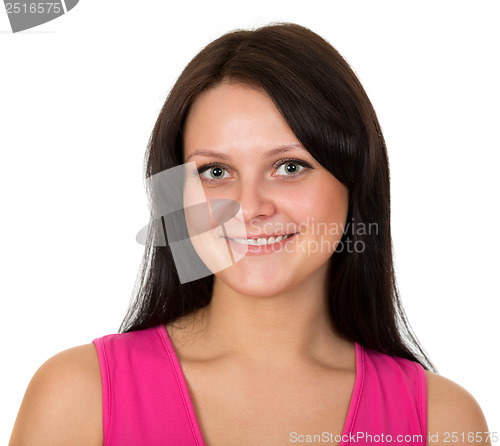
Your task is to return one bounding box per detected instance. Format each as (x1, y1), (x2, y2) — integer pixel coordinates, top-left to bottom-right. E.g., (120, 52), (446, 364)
(275, 160), (308, 177)
(198, 165), (231, 181)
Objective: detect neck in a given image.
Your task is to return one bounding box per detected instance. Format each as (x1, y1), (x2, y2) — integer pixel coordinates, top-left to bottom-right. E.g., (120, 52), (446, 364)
(176, 265), (352, 369)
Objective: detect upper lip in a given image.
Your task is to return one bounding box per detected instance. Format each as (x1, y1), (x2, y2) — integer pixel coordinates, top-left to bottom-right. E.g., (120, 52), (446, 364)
(223, 233), (297, 240)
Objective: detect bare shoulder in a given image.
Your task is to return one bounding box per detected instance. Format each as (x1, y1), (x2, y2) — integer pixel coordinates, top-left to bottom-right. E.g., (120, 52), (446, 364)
(425, 370), (492, 446)
(9, 343), (103, 446)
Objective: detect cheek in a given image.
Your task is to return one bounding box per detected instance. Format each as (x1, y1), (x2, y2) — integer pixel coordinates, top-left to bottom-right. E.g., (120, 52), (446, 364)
(319, 186), (349, 226)
(281, 178), (349, 229)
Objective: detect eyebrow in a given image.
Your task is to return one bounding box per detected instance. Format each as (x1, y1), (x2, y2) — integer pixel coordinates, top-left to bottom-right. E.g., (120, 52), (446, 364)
(185, 144), (307, 162)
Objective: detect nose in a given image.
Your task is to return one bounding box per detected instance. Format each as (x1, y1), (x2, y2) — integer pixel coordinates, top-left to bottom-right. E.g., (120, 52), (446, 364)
(234, 179), (276, 225)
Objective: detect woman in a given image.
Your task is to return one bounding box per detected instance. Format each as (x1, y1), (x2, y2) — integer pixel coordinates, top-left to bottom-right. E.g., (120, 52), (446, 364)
(10, 23), (491, 446)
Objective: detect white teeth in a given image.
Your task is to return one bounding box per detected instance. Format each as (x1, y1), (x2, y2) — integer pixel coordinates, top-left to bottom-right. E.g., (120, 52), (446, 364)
(230, 234), (293, 245)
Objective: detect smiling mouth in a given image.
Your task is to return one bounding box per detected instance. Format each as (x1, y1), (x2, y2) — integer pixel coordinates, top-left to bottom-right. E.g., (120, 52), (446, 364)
(224, 233), (297, 246)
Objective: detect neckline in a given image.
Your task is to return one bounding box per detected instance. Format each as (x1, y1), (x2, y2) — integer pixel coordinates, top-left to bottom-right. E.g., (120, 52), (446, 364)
(157, 323), (364, 446)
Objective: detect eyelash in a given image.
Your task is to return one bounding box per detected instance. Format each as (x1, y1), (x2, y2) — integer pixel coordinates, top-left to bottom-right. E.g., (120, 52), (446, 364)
(194, 158), (313, 184)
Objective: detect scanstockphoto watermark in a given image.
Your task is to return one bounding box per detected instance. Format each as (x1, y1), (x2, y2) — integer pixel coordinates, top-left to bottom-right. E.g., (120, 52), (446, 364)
(248, 217), (379, 256)
(261, 235), (367, 256)
(250, 217), (379, 238)
(290, 431), (424, 444)
(3, 1), (79, 33)
(289, 431), (499, 444)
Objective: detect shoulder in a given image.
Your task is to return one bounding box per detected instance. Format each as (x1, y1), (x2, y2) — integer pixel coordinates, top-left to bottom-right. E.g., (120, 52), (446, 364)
(425, 370), (491, 445)
(9, 343), (103, 446)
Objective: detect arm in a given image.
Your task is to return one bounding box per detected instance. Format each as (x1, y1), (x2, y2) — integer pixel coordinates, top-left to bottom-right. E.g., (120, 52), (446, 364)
(426, 370), (492, 446)
(9, 343), (103, 446)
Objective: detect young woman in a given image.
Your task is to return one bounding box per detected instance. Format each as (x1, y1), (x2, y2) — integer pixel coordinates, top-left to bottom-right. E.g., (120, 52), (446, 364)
(10, 23), (491, 446)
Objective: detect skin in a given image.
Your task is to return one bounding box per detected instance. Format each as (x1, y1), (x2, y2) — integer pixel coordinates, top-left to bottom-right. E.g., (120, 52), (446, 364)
(9, 82), (491, 446)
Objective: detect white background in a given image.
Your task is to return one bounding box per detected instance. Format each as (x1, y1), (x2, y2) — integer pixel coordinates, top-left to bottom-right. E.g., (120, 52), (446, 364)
(1, 0), (498, 442)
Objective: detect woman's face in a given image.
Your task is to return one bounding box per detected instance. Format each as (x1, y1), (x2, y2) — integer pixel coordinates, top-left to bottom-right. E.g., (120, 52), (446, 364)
(182, 81), (349, 296)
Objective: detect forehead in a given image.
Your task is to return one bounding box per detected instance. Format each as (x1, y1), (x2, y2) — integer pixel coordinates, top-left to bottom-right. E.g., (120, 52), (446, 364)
(182, 82), (300, 159)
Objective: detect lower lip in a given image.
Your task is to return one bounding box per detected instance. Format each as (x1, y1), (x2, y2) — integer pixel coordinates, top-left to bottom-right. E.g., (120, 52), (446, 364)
(223, 233), (298, 256)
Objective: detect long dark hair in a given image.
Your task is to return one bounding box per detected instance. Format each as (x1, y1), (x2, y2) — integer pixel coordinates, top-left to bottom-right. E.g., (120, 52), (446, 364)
(119, 22), (436, 372)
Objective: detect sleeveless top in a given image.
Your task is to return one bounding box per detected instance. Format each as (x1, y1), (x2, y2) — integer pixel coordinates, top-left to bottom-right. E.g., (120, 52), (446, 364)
(92, 325), (427, 445)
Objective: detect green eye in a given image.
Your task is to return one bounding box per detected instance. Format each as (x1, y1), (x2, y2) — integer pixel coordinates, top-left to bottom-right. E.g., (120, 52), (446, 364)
(276, 161), (304, 176)
(198, 165), (230, 180)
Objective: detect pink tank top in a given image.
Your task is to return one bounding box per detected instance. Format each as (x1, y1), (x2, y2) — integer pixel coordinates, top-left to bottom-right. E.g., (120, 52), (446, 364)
(92, 325), (427, 445)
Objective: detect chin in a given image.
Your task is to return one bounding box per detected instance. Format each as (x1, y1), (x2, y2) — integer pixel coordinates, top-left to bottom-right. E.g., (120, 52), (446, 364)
(217, 270), (290, 298)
